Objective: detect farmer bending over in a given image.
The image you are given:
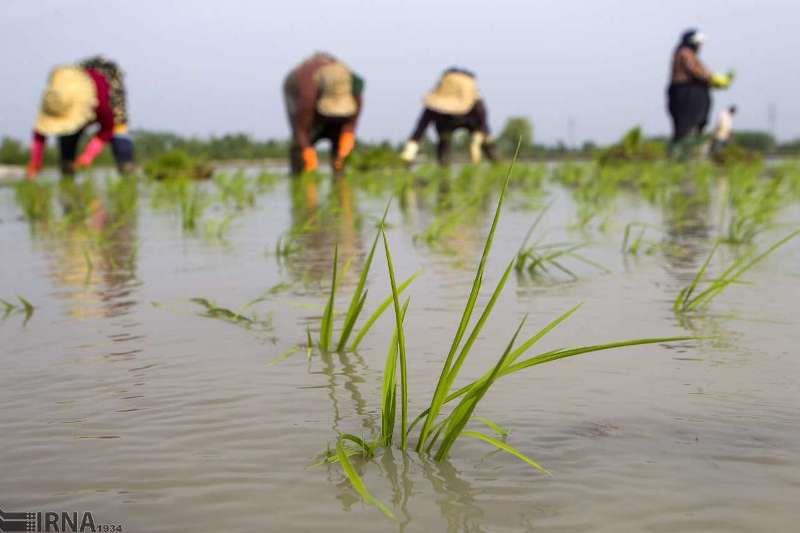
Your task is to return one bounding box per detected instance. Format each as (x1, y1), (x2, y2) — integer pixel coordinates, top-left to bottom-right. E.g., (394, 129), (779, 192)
(401, 68), (496, 166)
(27, 56), (134, 179)
(283, 52), (364, 176)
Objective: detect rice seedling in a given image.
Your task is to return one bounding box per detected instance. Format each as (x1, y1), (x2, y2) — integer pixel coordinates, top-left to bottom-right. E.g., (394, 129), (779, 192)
(719, 174), (784, 245)
(203, 214), (234, 241)
(273, 233), (299, 259)
(191, 297), (271, 330)
(515, 242), (608, 281)
(315, 202), (418, 353)
(14, 180), (53, 222)
(514, 206), (608, 281)
(320, 150), (692, 518)
(214, 172), (256, 209)
(0, 296), (35, 324)
(673, 229), (800, 313)
(179, 184), (208, 232)
(621, 222), (661, 256)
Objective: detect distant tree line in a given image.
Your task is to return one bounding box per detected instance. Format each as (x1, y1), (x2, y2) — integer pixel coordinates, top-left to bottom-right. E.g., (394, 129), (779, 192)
(2, 120), (799, 166)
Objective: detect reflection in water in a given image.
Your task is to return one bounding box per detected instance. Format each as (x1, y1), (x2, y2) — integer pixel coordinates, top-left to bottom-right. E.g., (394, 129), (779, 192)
(315, 334), (490, 531)
(284, 176), (364, 286)
(661, 176), (712, 272)
(314, 348), (376, 435)
(24, 177), (140, 321)
(420, 458), (484, 533)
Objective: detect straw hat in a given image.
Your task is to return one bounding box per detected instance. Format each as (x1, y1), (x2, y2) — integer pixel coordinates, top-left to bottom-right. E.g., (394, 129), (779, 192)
(424, 71), (479, 115)
(35, 66), (97, 136)
(316, 62), (358, 117)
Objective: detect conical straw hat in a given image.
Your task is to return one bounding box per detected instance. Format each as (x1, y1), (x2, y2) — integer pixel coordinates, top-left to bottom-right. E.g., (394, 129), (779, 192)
(35, 66), (97, 136)
(316, 62), (358, 117)
(423, 71), (479, 115)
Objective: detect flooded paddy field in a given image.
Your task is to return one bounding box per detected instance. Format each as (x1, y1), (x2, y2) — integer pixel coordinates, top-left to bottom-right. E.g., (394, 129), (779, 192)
(1, 161), (800, 532)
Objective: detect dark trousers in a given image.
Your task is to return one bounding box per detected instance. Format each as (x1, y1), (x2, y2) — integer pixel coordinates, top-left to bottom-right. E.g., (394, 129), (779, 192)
(58, 128), (135, 176)
(667, 83), (711, 143)
(289, 114), (348, 175)
(409, 101), (495, 165)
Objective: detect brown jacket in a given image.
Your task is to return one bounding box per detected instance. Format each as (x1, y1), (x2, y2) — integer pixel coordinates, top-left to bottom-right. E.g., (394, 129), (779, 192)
(670, 46), (712, 85)
(283, 53), (361, 148)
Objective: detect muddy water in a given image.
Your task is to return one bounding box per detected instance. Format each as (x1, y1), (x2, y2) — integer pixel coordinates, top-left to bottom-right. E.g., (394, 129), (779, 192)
(1, 169), (799, 532)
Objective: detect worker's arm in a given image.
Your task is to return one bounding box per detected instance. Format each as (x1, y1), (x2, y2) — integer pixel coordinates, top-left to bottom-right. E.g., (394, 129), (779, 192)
(679, 48), (712, 83)
(76, 70), (113, 168)
(469, 100), (495, 163)
(286, 63), (320, 150)
(285, 65), (321, 172)
(26, 132), (46, 179)
(334, 94), (362, 169)
(401, 108), (436, 162)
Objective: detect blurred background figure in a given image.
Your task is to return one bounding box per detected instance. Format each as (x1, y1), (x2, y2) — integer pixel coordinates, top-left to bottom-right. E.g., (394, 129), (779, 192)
(401, 67), (496, 166)
(711, 104), (737, 156)
(283, 52), (364, 176)
(666, 29), (734, 160)
(27, 56), (134, 179)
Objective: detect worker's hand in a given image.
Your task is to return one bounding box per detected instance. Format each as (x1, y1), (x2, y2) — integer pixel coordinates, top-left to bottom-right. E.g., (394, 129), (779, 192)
(26, 160), (42, 180)
(337, 131), (356, 160)
(400, 140), (419, 163)
(469, 132), (486, 164)
(302, 147), (318, 172)
(710, 72), (732, 89)
(76, 137), (106, 169)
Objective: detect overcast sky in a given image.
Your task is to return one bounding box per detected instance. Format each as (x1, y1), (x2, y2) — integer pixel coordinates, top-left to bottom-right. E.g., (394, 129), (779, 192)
(2, 0), (798, 145)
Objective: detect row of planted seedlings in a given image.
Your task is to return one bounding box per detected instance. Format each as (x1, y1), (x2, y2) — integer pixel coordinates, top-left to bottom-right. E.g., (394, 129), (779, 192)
(12, 163), (281, 242)
(301, 154), (694, 520)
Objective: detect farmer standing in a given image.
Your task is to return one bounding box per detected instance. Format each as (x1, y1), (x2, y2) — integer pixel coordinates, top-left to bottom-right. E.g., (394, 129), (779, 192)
(710, 105), (737, 155)
(401, 67), (496, 166)
(666, 30), (734, 159)
(26, 56), (134, 179)
(283, 52), (364, 176)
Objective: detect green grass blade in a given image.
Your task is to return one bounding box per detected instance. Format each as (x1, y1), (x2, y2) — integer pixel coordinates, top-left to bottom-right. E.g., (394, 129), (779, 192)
(336, 438), (395, 520)
(382, 231), (409, 450)
(306, 325), (313, 360)
(349, 270), (421, 351)
(502, 336), (693, 376)
(320, 245), (338, 351)
(381, 299), (409, 446)
(335, 290), (368, 352)
(0, 298), (14, 318)
(437, 259), (515, 415)
(266, 345), (300, 367)
(674, 241), (717, 312)
(407, 304), (582, 439)
(335, 200), (392, 351)
(435, 316), (527, 461)
(476, 416), (509, 438)
(686, 229), (800, 311)
(462, 430), (550, 475)
(516, 203), (551, 257)
(340, 433), (376, 459)
(410, 335), (690, 440)
(418, 149), (518, 452)
(17, 296), (35, 323)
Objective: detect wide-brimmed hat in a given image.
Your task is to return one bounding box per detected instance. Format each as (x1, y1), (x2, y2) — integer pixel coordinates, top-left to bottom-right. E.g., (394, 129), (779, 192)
(424, 71), (479, 115)
(316, 62), (358, 117)
(35, 66), (97, 136)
